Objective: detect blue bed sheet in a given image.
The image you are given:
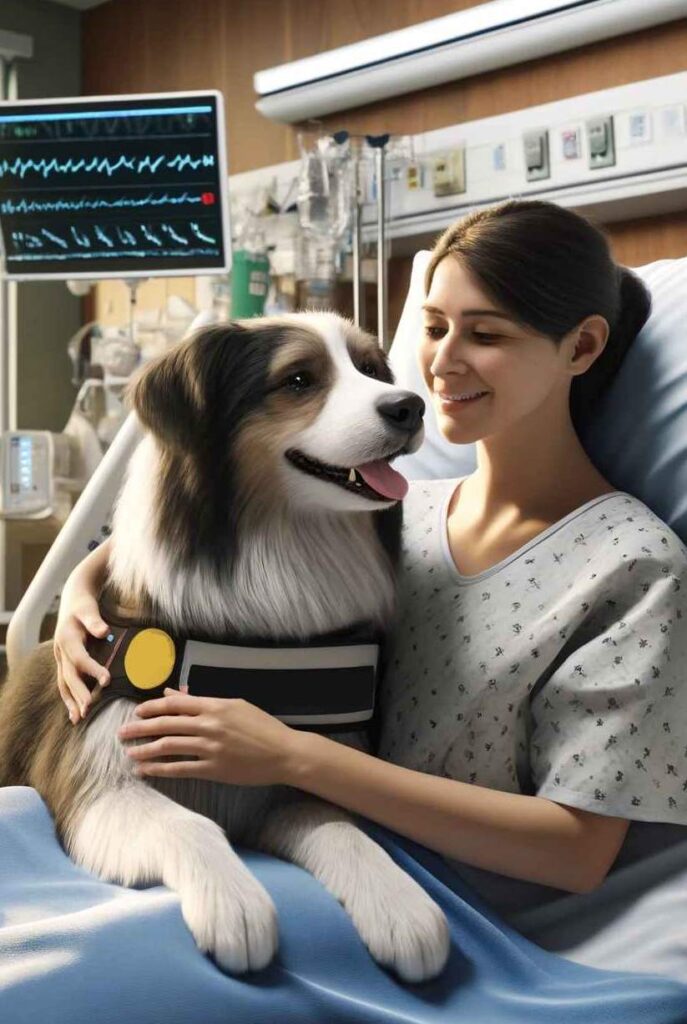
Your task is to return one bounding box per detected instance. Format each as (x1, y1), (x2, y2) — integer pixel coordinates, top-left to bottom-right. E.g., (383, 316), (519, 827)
(2, 785), (687, 1024)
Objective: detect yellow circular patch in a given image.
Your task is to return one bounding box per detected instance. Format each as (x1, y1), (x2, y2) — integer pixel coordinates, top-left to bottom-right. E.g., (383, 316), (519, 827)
(124, 629), (176, 690)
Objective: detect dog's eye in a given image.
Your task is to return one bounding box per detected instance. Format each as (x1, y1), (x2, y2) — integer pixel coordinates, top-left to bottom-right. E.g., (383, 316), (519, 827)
(284, 372), (312, 392)
(360, 361), (379, 378)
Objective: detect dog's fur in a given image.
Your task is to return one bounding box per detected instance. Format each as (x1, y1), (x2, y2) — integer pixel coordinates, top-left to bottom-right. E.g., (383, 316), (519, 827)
(0, 312), (450, 982)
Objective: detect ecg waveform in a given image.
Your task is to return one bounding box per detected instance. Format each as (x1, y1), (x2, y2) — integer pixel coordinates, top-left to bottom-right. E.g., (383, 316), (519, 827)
(0, 152), (216, 180)
(12, 219), (217, 252)
(1, 191), (207, 215)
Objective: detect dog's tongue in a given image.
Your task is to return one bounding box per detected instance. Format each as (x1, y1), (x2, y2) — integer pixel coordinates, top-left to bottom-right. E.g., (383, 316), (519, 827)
(357, 460), (409, 500)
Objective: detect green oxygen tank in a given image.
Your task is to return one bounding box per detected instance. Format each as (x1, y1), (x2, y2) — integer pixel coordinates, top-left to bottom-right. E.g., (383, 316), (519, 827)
(230, 248), (270, 318)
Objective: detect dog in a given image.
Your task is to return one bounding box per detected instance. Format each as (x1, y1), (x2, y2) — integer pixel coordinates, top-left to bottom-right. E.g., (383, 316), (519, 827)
(0, 311), (450, 983)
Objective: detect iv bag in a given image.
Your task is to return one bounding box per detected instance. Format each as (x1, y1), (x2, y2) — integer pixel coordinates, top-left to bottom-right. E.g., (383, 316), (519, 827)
(297, 135), (352, 242)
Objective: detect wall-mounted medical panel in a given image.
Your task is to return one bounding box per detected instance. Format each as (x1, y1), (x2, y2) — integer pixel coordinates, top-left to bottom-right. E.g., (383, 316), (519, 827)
(357, 71), (687, 251)
(228, 71), (687, 258)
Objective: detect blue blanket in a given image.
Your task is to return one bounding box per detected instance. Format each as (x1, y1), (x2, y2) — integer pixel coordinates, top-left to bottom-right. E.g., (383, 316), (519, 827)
(2, 786), (687, 1024)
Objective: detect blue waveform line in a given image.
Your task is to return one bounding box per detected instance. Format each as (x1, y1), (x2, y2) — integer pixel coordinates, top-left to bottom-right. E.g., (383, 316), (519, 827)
(71, 226), (90, 248)
(141, 224), (162, 247)
(95, 225), (114, 248)
(0, 191), (204, 214)
(190, 221), (216, 245)
(0, 152), (215, 180)
(42, 228), (67, 249)
(11, 247), (219, 262)
(116, 225), (136, 246)
(11, 219), (217, 252)
(162, 223), (188, 245)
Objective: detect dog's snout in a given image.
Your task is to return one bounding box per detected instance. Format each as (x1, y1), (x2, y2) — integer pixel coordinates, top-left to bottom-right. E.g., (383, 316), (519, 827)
(376, 392), (425, 433)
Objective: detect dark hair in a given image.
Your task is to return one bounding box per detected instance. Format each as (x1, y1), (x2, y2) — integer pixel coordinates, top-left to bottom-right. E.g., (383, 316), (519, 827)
(425, 198), (652, 436)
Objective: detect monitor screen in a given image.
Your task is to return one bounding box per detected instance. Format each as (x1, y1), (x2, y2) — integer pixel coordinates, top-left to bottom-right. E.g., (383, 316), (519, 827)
(0, 91), (231, 281)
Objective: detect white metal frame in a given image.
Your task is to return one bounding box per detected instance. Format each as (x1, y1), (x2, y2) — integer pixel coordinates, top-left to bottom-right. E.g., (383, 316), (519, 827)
(5, 411), (143, 667)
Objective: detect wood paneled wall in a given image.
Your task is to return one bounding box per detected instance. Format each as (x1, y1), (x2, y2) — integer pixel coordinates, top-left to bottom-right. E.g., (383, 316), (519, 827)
(82, 0), (687, 325)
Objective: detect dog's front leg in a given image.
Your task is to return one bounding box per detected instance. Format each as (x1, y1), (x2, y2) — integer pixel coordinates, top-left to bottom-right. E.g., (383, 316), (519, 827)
(252, 793), (451, 983)
(63, 781), (278, 974)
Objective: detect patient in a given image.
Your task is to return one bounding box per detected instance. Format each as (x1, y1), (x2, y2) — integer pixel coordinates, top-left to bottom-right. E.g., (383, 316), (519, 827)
(53, 198), (687, 982)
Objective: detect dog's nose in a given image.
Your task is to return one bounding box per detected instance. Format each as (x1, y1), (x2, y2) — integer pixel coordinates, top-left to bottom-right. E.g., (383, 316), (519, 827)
(376, 392), (425, 433)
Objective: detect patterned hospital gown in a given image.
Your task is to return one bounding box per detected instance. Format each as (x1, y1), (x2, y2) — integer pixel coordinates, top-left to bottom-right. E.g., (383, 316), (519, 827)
(376, 477), (687, 970)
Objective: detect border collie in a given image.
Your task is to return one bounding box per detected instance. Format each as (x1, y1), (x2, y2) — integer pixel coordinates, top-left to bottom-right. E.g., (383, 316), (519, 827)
(0, 312), (450, 982)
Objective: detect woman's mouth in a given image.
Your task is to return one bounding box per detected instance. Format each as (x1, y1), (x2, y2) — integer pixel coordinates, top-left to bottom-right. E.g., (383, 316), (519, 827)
(436, 390), (490, 409)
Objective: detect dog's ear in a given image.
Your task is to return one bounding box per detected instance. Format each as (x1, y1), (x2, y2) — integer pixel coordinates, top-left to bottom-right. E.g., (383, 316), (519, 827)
(126, 335), (198, 449)
(126, 322), (260, 450)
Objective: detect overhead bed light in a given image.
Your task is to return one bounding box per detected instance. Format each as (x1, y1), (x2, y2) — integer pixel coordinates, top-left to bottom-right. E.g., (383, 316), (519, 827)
(254, 0), (685, 124)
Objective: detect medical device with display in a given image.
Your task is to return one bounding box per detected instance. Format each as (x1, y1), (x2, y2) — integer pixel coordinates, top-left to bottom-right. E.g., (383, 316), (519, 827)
(0, 430), (73, 518)
(0, 90), (231, 280)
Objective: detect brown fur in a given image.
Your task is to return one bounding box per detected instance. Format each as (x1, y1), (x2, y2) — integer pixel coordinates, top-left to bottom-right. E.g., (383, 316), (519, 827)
(0, 643), (90, 836)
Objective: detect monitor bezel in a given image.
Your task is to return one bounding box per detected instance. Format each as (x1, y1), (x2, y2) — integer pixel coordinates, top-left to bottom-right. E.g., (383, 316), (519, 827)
(0, 89), (232, 282)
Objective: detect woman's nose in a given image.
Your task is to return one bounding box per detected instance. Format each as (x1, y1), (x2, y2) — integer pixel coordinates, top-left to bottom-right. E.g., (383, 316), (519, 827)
(430, 338), (468, 377)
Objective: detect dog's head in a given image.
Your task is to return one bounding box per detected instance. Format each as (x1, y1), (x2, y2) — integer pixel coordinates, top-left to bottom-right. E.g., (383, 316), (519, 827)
(128, 311), (424, 521)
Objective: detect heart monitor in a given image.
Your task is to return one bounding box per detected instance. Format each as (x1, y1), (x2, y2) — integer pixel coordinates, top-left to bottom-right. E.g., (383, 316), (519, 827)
(0, 91), (231, 280)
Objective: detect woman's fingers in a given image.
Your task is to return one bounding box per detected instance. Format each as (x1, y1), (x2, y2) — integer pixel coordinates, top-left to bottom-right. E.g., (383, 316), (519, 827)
(82, 612), (109, 638)
(133, 692), (204, 718)
(61, 621), (110, 686)
(59, 652), (95, 719)
(134, 758), (212, 779)
(120, 714), (208, 739)
(53, 615), (110, 724)
(126, 735), (206, 760)
(55, 649), (80, 724)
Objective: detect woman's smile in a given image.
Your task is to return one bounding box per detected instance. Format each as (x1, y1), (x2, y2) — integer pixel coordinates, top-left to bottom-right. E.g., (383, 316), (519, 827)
(435, 389), (491, 410)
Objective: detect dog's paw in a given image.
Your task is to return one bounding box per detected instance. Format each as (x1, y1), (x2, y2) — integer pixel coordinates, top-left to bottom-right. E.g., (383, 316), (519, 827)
(178, 863), (279, 974)
(338, 847), (451, 983)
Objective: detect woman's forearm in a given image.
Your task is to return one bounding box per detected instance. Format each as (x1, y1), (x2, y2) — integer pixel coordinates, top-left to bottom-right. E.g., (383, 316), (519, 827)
(66, 535), (112, 596)
(284, 732), (628, 894)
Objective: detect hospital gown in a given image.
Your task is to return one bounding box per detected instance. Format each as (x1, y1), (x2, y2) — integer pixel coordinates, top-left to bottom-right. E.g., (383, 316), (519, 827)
(376, 477), (687, 981)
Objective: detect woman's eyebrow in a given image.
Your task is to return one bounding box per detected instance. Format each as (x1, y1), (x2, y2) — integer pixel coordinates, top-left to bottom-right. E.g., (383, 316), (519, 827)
(422, 303), (517, 322)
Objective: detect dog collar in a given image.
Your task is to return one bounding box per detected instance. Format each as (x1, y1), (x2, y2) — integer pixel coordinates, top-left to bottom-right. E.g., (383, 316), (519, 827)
(85, 622), (381, 733)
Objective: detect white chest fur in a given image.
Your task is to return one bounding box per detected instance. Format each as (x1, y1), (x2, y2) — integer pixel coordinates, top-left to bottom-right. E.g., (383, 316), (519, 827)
(108, 435), (396, 638)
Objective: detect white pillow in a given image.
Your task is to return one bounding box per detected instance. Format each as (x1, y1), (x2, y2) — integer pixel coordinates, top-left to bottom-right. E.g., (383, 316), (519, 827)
(388, 250), (476, 482)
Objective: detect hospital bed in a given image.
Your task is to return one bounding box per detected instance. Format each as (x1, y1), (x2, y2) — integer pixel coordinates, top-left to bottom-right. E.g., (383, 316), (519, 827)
(3, 251), (687, 1023)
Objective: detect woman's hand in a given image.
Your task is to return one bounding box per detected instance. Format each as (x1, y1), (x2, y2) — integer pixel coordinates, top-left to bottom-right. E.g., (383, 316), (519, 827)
(54, 581), (111, 724)
(117, 688), (304, 787)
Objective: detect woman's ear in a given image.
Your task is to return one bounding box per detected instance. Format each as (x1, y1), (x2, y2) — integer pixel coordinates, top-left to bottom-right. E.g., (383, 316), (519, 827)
(569, 315), (610, 376)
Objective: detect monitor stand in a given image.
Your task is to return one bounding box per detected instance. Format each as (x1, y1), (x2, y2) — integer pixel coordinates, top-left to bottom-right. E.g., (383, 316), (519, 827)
(122, 278), (148, 347)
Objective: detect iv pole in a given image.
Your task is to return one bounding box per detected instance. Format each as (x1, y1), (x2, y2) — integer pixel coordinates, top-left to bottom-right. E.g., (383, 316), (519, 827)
(347, 133), (390, 351)
(366, 134), (390, 352)
(0, 56), (18, 626)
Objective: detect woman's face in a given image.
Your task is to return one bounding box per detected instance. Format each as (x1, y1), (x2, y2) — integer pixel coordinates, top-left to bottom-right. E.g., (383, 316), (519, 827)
(420, 256), (576, 445)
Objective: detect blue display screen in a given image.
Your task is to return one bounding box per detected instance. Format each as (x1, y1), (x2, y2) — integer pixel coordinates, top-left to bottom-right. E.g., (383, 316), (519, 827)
(0, 93), (229, 278)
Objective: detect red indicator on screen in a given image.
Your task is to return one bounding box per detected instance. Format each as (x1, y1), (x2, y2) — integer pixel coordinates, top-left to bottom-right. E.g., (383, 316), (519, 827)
(201, 192), (216, 205)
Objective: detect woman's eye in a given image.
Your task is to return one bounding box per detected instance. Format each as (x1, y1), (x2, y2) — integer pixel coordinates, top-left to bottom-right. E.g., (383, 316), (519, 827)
(473, 331), (499, 342)
(284, 372), (312, 391)
(424, 325), (445, 340)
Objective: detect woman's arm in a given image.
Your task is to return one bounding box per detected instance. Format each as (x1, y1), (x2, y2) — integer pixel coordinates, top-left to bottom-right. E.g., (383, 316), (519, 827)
(117, 688), (629, 893)
(54, 535), (113, 721)
(284, 731), (629, 894)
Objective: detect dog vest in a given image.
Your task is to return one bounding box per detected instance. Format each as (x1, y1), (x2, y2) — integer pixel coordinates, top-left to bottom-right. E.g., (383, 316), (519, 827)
(85, 617), (383, 736)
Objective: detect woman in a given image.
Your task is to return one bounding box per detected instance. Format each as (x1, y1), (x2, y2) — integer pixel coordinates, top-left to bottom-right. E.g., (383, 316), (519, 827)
(53, 199), (687, 987)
